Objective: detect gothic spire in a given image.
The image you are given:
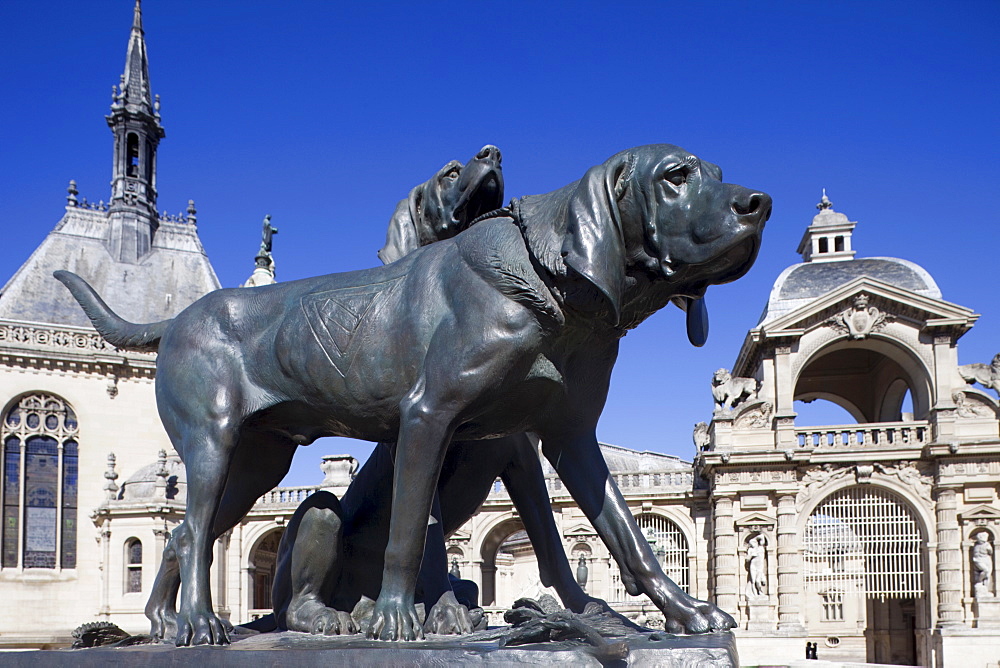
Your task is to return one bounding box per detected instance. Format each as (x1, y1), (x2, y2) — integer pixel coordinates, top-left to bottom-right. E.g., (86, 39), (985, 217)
(119, 0), (153, 112)
(106, 0), (165, 263)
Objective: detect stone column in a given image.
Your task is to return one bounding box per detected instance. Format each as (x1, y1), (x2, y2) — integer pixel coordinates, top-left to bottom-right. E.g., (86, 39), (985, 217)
(776, 494), (804, 629)
(936, 485), (964, 626)
(713, 494), (739, 615)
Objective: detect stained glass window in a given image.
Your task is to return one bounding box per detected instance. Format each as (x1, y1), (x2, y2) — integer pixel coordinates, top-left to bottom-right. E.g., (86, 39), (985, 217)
(0, 394), (79, 570)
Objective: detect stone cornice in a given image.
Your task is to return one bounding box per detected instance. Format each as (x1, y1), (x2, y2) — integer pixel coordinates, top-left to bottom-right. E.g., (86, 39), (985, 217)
(0, 318), (157, 376)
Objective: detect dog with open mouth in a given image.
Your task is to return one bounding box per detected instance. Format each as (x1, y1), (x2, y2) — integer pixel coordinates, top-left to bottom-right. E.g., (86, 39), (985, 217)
(56, 144), (769, 645)
(378, 144), (503, 264)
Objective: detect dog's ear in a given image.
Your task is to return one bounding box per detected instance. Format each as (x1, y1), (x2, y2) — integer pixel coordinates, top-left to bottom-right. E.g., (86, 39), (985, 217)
(377, 184), (423, 264)
(562, 152), (635, 325)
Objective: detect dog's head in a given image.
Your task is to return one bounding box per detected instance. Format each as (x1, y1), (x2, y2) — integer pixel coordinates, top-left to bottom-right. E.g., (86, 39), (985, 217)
(379, 145), (504, 264)
(561, 144), (770, 336)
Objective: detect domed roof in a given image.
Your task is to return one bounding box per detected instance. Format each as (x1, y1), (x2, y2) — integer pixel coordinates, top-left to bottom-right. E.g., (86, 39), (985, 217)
(759, 195), (941, 325)
(118, 453), (186, 502)
(758, 256), (941, 325)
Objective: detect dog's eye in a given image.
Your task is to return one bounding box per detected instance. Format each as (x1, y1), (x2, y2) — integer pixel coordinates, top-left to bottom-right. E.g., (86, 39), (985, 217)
(663, 168), (687, 187)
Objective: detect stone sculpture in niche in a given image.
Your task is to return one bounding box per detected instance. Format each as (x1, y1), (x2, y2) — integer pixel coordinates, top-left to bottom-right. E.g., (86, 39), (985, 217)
(745, 535), (767, 598)
(972, 532), (994, 597)
(57, 143), (769, 645)
(959, 354), (1000, 397)
(712, 368), (758, 412)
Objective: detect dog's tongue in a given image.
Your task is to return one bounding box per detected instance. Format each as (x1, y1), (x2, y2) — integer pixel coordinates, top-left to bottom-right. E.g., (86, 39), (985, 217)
(686, 296), (709, 347)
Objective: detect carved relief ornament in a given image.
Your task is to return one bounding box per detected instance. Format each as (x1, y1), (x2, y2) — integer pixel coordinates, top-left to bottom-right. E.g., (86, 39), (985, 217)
(824, 293), (894, 339)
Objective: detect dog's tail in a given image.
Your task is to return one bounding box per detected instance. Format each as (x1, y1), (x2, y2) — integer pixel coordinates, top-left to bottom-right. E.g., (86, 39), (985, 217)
(53, 270), (170, 353)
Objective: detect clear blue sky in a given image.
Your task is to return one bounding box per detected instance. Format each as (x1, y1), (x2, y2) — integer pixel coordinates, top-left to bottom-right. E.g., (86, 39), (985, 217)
(1, 1), (998, 487)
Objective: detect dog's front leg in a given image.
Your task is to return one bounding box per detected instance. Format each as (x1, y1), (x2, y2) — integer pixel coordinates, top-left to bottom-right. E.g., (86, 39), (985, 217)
(542, 430), (736, 634)
(367, 376), (455, 641)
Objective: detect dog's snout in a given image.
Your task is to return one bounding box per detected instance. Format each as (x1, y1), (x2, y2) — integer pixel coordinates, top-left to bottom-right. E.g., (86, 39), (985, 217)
(733, 192), (771, 222)
(477, 144), (502, 164)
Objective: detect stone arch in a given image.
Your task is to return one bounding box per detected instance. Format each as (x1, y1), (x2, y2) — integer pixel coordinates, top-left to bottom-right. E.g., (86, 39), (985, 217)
(799, 483), (931, 665)
(793, 336), (933, 422)
(248, 527), (284, 612)
(478, 516), (527, 608)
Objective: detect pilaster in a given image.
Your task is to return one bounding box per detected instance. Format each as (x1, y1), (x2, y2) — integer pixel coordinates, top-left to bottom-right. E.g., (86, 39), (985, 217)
(776, 493), (804, 630)
(936, 485), (965, 626)
(713, 493), (739, 614)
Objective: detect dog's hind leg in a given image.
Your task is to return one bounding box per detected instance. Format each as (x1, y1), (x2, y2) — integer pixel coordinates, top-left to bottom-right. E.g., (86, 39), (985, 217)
(146, 433), (297, 639)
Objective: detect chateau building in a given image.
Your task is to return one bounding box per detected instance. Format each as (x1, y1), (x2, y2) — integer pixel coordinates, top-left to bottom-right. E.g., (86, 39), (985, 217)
(0, 1), (218, 647)
(3, 5), (1000, 668)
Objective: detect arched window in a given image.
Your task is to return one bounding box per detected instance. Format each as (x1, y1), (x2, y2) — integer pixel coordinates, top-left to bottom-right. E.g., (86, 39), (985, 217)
(610, 513), (689, 602)
(126, 133), (140, 177)
(1, 393), (79, 569)
(125, 538), (142, 593)
(250, 529), (283, 611)
(803, 486), (923, 598)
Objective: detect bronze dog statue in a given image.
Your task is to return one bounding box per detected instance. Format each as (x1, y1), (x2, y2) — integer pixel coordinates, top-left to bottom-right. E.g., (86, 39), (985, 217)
(57, 144), (769, 644)
(56, 145), (504, 644)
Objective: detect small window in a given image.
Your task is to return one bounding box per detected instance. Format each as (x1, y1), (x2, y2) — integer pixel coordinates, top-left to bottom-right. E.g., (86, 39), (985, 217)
(818, 237), (829, 253)
(822, 590), (844, 621)
(834, 236), (845, 252)
(125, 538), (142, 593)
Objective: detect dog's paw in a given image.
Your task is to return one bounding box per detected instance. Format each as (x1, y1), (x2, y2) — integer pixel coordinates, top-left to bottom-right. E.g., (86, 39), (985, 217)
(661, 595), (736, 634)
(366, 594), (423, 641)
(175, 609), (229, 646)
(286, 597), (358, 635)
(145, 603), (177, 641)
(423, 591), (472, 635)
(698, 600), (737, 631)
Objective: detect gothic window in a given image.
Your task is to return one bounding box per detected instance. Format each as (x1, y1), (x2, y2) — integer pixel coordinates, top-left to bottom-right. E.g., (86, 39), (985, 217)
(125, 538), (142, 593)
(0, 394), (79, 569)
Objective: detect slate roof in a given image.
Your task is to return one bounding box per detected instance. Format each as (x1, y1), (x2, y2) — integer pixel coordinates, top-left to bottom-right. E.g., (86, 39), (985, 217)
(0, 206), (220, 327)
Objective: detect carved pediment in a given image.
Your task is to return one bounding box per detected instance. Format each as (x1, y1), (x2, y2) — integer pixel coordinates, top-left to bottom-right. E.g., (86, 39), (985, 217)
(959, 505), (1000, 523)
(564, 523), (597, 538)
(756, 278), (977, 337)
(735, 512), (776, 530)
(447, 528), (472, 542)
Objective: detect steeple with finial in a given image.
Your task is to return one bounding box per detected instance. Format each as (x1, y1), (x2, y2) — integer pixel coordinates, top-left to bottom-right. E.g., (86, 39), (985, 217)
(795, 189), (857, 263)
(105, 0), (165, 263)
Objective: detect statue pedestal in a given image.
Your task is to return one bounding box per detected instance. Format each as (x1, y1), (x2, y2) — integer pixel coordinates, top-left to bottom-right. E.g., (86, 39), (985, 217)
(19, 630), (739, 667)
(746, 595), (774, 632)
(973, 595), (1000, 629)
